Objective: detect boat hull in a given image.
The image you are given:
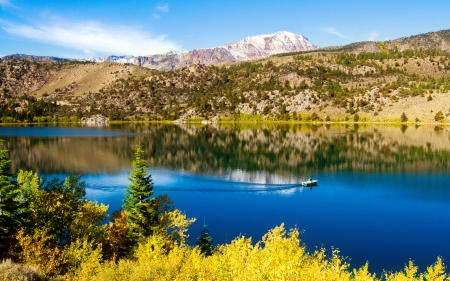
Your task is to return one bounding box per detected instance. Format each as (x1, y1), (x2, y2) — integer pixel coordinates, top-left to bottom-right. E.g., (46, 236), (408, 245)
(301, 180), (318, 187)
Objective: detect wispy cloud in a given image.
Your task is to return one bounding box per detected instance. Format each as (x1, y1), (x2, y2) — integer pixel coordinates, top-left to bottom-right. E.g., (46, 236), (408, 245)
(1, 18), (180, 56)
(157, 3), (169, 13)
(368, 31), (379, 41)
(321, 27), (347, 38)
(153, 2), (169, 19)
(0, 0), (16, 8)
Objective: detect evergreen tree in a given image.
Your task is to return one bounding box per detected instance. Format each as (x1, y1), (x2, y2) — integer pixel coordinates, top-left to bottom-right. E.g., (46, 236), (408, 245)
(123, 144), (157, 242)
(196, 222), (214, 256)
(0, 142), (21, 258)
(401, 112), (408, 122)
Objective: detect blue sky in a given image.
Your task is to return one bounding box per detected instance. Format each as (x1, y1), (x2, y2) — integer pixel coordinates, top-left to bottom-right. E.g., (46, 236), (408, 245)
(0, 0), (449, 58)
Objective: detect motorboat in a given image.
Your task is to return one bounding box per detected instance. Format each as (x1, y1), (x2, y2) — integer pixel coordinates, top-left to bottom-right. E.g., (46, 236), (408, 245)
(301, 178), (318, 187)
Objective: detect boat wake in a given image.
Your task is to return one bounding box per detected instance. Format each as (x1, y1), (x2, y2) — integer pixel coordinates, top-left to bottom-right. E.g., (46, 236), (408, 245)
(154, 171), (309, 195)
(60, 169), (313, 197)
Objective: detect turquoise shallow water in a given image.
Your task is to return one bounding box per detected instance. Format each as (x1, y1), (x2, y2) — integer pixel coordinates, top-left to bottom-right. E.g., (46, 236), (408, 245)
(2, 124), (450, 274)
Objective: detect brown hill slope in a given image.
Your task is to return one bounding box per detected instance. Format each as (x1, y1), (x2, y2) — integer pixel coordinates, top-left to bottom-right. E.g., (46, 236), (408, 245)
(1, 45), (450, 123)
(2, 54), (69, 62)
(33, 62), (154, 97)
(0, 59), (155, 98)
(389, 29), (450, 52)
(317, 29), (450, 54)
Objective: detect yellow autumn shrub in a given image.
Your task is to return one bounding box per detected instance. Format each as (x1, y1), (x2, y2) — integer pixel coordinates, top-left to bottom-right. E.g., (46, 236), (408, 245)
(62, 238), (103, 280)
(14, 228), (64, 277)
(84, 224), (450, 281)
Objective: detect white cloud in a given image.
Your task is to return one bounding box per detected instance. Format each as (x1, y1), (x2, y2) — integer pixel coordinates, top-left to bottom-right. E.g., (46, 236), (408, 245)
(321, 27), (347, 38)
(368, 31), (379, 41)
(1, 18), (180, 56)
(152, 13), (160, 19)
(157, 3), (169, 13)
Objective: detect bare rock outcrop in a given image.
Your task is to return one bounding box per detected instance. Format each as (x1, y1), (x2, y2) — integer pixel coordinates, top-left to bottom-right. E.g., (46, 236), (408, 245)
(82, 114), (108, 126)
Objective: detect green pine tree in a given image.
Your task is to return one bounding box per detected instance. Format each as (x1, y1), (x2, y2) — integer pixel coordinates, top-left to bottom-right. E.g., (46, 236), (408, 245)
(400, 112), (408, 122)
(196, 222), (214, 256)
(0, 142), (21, 258)
(123, 144), (158, 242)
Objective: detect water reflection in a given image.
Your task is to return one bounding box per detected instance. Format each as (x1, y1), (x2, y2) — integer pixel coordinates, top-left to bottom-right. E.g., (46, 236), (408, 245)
(2, 123), (450, 175)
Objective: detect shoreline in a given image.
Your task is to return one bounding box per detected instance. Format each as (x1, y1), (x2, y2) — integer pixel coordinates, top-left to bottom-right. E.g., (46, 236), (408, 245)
(1, 119), (450, 127)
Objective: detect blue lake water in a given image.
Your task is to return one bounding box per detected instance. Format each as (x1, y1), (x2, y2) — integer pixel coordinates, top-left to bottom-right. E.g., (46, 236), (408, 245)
(0, 125), (132, 137)
(2, 123), (450, 274)
(75, 170), (450, 274)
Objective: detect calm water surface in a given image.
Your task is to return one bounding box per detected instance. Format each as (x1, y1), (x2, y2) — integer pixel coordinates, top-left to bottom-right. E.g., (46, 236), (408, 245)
(1, 123), (450, 274)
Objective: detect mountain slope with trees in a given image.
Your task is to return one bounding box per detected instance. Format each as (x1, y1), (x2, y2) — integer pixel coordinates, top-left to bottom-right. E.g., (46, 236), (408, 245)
(1, 29), (450, 123)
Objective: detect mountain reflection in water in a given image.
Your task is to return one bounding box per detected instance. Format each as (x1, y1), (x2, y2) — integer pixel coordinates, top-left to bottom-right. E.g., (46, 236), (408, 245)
(2, 123), (450, 175)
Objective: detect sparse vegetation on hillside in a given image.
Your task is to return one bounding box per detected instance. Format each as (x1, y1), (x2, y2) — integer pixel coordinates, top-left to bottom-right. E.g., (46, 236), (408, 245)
(1, 47), (450, 123)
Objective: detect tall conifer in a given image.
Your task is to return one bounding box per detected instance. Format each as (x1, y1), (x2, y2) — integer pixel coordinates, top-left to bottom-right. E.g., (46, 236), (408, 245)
(123, 144), (157, 242)
(0, 142), (20, 258)
(196, 222), (214, 256)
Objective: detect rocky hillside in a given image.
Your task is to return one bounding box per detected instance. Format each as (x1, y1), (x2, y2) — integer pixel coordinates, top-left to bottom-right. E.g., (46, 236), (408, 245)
(0, 59), (55, 95)
(2, 28), (450, 124)
(388, 29), (450, 52)
(2, 54), (69, 63)
(1, 47), (450, 123)
(318, 29), (450, 54)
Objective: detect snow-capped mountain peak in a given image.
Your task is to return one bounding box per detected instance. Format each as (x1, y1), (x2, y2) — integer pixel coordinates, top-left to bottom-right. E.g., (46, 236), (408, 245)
(221, 31), (318, 61)
(78, 31), (318, 70)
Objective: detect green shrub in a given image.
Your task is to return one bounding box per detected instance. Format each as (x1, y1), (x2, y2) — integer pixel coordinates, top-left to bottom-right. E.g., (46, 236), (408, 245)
(401, 112), (408, 122)
(435, 111), (444, 121)
(1, 117), (17, 123)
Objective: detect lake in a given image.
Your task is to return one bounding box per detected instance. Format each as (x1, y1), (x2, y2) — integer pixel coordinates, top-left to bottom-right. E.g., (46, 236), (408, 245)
(1, 123), (450, 274)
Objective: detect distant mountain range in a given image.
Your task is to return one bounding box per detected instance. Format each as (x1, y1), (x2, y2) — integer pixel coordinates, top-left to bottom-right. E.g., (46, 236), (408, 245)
(2, 54), (69, 63)
(3, 28), (450, 70)
(2, 31), (318, 70)
(80, 31), (318, 70)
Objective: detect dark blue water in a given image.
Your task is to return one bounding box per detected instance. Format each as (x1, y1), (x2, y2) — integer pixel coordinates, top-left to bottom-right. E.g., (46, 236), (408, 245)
(67, 169), (450, 274)
(2, 124), (450, 274)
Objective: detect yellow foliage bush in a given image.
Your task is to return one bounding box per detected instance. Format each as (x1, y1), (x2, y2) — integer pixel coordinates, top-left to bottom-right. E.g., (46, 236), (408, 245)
(15, 228), (64, 277)
(63, 238), (103, 280)
(85, 224), (450, 281)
